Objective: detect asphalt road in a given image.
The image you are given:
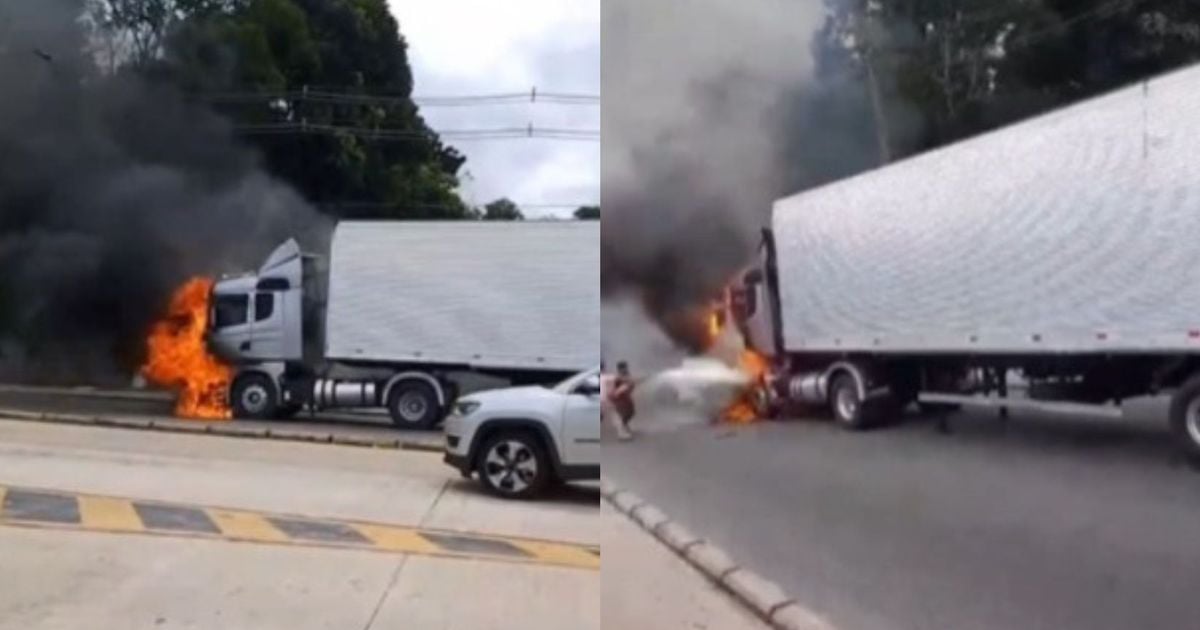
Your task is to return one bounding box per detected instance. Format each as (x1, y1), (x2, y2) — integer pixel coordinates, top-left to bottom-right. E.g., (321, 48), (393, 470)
(605, 405), (1200, 630)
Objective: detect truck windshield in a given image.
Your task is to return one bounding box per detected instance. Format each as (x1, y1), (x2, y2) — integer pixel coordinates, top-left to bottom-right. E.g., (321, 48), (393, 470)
(213, 294), (249, 329)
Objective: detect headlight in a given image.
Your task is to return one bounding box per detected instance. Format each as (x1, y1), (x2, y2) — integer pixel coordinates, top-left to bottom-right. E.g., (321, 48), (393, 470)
(454, 401), (481, 416)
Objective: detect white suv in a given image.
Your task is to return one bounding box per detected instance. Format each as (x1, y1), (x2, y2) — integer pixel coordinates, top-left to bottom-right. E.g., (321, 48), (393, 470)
(443, 368), (601, 499)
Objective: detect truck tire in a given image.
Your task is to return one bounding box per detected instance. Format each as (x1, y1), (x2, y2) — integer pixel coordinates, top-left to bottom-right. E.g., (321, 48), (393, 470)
(231, 373), (278, 420)
(475, 429), (552, 500)
(387, 380), (441, 429)
(830, 373), (872, 430)
(1168, 375), (1200, 462)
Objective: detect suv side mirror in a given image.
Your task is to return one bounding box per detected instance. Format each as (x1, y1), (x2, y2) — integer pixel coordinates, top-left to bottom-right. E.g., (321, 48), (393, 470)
(576, 376), (601, 397)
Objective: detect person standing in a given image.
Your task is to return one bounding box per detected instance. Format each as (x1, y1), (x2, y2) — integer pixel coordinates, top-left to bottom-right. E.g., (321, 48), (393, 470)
(601, 362), (633, 441)
(610, 361), (637, 439)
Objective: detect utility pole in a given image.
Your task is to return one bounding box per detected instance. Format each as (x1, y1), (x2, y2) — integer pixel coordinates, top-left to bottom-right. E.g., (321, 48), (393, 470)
(860, 10), (892, 166)
(864, 50), (892, 166)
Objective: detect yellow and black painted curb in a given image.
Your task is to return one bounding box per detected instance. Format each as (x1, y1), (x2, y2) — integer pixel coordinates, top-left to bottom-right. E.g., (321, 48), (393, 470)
(0, 408), (444, 453)
(0, 484), (599, 571)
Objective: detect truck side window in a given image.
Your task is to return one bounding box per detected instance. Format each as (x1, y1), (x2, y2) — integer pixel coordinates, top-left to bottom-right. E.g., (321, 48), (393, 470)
(744, 285), (758, 316)
(214, 295), (249, 329)
(255, 293), (274, 322)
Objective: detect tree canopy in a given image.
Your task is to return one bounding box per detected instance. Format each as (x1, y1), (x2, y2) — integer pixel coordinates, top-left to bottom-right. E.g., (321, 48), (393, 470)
(574, 205), (600, 220)
(810, 0), (1200, 168)
(482, 198), (524, 221)
(87, 0), (471, 219)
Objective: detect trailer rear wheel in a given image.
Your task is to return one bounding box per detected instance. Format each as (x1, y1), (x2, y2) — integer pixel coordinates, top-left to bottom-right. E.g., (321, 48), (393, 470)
(1168, 375), (1200, 461)
(231, 374), (278, 420)
(831, 374), (871, 430)
(387, 380), (441, 430)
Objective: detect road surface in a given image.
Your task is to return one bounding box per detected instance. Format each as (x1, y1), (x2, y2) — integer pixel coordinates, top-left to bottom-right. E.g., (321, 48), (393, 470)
(605, 405), (1200, 630)
(0, 419), (600, 630)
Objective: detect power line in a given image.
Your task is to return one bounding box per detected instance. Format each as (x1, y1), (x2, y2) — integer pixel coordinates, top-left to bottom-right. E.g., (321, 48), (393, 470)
(201, 87), (599, 108)
(1004, 0), (1141, 52)
(318, 201), (595, 210)
(232, 122), (599, 142)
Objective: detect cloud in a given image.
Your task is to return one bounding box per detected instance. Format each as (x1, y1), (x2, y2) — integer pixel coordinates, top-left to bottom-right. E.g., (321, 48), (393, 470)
(388, 0), (600, 216)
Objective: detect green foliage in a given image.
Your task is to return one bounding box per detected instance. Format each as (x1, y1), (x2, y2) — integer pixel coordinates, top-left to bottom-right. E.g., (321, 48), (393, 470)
(817, 0), (1200, 159)
(88, 0), (472, 220)
(574, 205), (600, 220)
(483, 198), (524, 221)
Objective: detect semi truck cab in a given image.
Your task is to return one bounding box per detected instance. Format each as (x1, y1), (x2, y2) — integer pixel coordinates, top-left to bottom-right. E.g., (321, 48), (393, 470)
(208, 239), (307, 365)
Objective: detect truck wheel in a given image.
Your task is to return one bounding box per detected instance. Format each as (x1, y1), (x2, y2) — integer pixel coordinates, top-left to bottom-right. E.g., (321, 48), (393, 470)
(830, 374), (871, 430)
(231, 374), (278, 420)
(387, 380), (440, 429)
(1168, 375), (1200, 462)
(476, 430), (551, 500)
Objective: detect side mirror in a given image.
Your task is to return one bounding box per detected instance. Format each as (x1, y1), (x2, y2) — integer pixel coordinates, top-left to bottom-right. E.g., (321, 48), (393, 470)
(576, 382), (601, 397)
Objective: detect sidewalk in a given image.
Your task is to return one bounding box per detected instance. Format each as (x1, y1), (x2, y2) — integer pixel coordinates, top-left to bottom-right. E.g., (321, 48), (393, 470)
(602, 500), (768, 629)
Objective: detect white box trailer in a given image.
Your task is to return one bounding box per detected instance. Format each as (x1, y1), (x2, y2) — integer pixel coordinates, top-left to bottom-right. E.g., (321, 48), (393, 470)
(736, 62), (1200, 458)
(208, 220), (599, 428)
(325, 221), (598, 371)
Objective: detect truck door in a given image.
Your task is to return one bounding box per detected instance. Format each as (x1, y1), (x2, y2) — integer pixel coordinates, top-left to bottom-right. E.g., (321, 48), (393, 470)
(560, 370), (602, 466)
(249, 291), (284, 359)
(740, 229), (783, 357)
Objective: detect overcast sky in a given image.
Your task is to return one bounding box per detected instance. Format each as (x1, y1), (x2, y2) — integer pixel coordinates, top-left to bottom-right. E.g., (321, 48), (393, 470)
(386, 0), (600, 218)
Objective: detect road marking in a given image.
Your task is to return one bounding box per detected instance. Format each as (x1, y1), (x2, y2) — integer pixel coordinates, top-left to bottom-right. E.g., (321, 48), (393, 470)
(0, 484), (597, 570)
(133, 503), (220, 534)
(510, 539), (601, 570)
(351, 523), (441, 555)
(4, 489), (79, 523)
(419, 532), (531, 558)
(266, 516), (370, 544)
(208, 509), (289, 543)
(78, 496), (142, 532)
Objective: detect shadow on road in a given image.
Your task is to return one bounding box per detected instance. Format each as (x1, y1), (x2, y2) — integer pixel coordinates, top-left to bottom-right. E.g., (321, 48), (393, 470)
(773, 402), (1195, 471)
(445, 478), (601, 508)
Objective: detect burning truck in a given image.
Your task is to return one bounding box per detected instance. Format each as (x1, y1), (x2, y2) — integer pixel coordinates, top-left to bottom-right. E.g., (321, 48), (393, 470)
(145, 221), (599, 426)
(722, 63), (1200, 461)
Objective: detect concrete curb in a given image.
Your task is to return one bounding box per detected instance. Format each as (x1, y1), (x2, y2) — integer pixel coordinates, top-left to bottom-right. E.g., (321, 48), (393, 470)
(601, 476), (833, 630)
(0, 408), (444, 454)
(0, 383), (170, 402)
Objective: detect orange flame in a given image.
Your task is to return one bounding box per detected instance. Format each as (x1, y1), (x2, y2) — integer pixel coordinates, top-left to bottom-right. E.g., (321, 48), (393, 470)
(141, 277), (232, 419)
(706, 305), (768, 424)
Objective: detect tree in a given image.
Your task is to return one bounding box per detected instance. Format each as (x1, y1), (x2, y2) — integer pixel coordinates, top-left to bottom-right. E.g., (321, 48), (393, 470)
(810, 0), (1200, 163)
(483, 198), (523, 221)
(89, 0), (472, 220)
(574, 205), (600, 220)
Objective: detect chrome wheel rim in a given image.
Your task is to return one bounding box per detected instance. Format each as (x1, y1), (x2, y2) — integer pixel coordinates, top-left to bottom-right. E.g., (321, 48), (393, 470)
(1186, 398), (1200, 448)
(483, 440), (538, 494)
(241, 384), (269, 414)
(835, 385), (859, 422)
(397, 391), (429, 423)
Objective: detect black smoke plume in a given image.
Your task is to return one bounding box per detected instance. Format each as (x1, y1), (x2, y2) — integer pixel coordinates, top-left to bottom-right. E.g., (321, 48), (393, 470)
(600, 0), (891, 352)
(0, 0), (329, 385)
